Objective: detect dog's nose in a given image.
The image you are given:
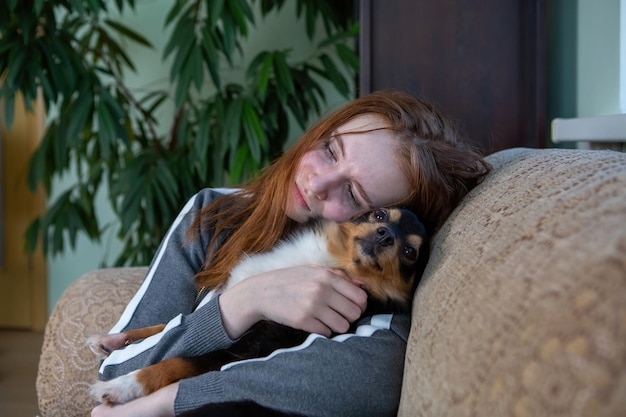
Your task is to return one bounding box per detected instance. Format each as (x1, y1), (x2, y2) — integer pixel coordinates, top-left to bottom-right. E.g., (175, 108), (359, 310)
(376, 227), (395, 246)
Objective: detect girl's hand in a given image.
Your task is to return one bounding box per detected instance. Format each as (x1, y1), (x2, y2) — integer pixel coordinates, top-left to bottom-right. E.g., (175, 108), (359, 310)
(91, 383), (178, 417)
(219, 265), (368, 339)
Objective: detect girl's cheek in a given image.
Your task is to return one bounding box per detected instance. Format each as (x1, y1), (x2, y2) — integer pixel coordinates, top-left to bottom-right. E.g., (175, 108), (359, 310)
(323, 205), (356, 223)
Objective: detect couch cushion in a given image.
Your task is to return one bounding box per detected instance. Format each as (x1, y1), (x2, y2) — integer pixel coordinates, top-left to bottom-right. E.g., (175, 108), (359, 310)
(37, 267), (147, 417)
(399, 148), (626, 417)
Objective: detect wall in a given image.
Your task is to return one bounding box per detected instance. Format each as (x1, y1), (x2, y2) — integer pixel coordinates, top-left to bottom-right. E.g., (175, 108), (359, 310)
(576, 0), (622, 116)
(47, 1), (350, 311)
(619, 0), (626, 113)
(547, 0), (623, 144)
(547, 0), (578, 123)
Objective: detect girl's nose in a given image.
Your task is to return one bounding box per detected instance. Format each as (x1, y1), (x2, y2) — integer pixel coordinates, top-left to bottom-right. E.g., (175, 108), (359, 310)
(310, 170), (342, 201)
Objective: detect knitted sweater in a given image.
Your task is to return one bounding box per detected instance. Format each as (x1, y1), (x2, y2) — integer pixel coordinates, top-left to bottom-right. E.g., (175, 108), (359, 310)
(99, 188), (410, 417)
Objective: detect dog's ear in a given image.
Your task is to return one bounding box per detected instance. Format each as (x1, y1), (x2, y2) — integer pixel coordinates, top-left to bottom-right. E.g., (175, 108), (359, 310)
(408, 229), (430, 295)
(395, 208), (429, 291)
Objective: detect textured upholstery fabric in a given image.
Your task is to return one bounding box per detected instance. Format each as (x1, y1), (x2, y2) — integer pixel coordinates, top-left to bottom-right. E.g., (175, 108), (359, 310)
(37, 267), (146, 417)
(399, 148), (626, 417)
(36, 148), (626, 417)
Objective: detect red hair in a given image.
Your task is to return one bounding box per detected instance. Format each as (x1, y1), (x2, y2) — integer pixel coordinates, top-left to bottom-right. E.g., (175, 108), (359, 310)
(191, 90), (490, 289)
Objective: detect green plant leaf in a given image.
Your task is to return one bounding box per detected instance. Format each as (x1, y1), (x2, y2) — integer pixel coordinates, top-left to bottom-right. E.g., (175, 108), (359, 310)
(83, 0), (104, 14)
(0, 38), (19, 56)
(223, 96), (244, 151)
(98, 27), (137, 74)
(208, 0), (226, 27)
(100, 88), (128, 143)
(154, 159), (180, 209)
(27, 138), (48, 192)
(65, 80), (94, 146)
(96, 98), (116, 158)
(77, 189), (99, 240)
(221, 13), (237, 60)
(335, 42), (359, 72)
(199, 27), (221, 87)
(24, 218), (41, 254)
(227, 0), (253, 36)
(2, 92), (15, 131)
(273, 52), (295, 103)
(195, 107), (212, 158)
(164, 0), (190, 26)
(190, 46), (204, 92)
(140, 90), (169, 115)
(229, 145), (249, 185)
(163, 13), (194, 61)
(7, 0), (18, 13)
(5, 48), (28, 90)
(318, 53), (349, 96)
(35, 68), (55, 112)
(42, 36), (75, 98)
(104, 19), (153, 48)
(250, 52), (273, 100)
(259, 0), (285, 15)
(242, 99), (267, 162)
(304, 0), (316, 39)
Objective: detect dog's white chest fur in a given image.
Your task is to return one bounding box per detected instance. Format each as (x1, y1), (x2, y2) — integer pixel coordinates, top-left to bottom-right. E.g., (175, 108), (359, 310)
(226, 228), (334, 289)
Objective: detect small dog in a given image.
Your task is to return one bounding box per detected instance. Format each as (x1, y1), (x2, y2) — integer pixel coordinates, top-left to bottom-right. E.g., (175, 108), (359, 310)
(88, 208), (428, 405)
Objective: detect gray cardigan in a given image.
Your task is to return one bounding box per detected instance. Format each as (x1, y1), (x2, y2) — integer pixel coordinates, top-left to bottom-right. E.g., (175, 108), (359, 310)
(99, 188), (410, 416)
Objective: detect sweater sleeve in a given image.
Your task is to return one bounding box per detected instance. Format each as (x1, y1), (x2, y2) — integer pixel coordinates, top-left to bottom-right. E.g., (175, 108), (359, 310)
(99, 188), (237, 379)
(173, 313), (411, 417)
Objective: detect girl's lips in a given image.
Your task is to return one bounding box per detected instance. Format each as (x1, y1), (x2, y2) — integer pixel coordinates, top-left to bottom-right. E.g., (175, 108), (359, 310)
(293, 184), (310, 211)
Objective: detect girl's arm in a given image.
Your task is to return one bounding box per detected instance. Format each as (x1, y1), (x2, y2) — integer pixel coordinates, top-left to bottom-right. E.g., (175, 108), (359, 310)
(108, 188), (224, 332)
(173, 313), (411, 417)
(99, 264), (368, 380)
(91, 383), (178, 417)
(99, 188), (233, 379)
(95, 314), (409, 417)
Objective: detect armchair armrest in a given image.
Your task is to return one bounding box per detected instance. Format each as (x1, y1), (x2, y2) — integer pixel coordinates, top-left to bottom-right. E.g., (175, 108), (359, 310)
(36, 267), (147, 417)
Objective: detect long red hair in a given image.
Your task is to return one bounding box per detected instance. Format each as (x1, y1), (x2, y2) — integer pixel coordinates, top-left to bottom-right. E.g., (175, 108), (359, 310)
(190, 90), (490, 289)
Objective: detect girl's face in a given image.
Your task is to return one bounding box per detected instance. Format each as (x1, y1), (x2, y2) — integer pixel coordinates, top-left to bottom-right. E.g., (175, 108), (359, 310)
(287, 114), (410, 223)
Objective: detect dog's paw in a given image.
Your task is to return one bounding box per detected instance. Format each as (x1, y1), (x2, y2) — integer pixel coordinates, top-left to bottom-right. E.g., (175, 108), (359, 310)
(86, 333), (130, 358)
(89, 371), (144, 405)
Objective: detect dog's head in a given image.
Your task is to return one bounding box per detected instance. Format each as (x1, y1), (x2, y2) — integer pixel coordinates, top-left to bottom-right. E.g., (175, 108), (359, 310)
(324, 208), (428, 309)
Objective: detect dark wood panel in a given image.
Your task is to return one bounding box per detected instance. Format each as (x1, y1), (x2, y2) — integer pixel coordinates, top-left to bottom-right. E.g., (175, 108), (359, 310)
(359, 0), (546, 153)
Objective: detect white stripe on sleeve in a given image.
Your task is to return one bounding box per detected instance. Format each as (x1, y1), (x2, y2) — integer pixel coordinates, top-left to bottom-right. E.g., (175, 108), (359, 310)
(220, 314), (394, 371)
(108, 193), (198, 334)
(99, 314), (183, 373)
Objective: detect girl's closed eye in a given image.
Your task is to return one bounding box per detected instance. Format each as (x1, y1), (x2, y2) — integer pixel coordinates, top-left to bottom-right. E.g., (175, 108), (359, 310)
(325, 139), (360, 208)
(324, 137), (363, 209)
(347, 184), (360, 208)
(323, 140), (336, 161)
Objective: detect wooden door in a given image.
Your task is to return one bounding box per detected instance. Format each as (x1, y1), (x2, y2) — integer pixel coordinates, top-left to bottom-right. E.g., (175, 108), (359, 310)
(359, 0), (547, 153)
(0, 92), (47, 331)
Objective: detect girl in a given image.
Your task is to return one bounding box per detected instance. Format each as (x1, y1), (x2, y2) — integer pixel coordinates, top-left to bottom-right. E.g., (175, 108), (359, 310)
(91, 90), (490, 417)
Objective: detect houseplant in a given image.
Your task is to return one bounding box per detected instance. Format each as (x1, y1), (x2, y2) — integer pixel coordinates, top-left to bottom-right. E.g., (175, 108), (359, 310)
(0, 0), (358, 265)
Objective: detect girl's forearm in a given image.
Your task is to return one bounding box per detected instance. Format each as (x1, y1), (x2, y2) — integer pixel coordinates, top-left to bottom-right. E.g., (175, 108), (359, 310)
(91, 383), (178, 417)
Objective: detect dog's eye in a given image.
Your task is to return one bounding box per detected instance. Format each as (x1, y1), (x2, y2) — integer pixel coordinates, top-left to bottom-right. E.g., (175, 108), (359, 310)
(403, 246), (417, 262)
(373, 209), (388, 222)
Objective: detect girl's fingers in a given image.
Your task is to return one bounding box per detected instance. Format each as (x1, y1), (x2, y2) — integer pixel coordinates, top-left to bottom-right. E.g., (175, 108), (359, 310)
(220, 265), (369, 337)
